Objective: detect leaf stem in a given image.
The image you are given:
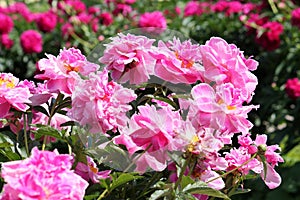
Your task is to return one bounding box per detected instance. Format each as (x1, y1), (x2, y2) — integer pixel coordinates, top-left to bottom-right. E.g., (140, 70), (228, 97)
(23, 113), (29, 157)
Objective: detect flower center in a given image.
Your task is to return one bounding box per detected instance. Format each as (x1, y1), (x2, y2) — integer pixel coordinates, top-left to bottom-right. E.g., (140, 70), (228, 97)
(175, 51), (194, 69)
(64, 63), (80, 73)
(187, 135), (200, 152)
(89, 163), (98, 174)
(0, 78), (15, 88)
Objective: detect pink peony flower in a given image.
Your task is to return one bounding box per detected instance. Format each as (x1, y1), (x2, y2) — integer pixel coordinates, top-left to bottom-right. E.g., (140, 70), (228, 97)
(112, 3), (132, 16)
(0, 73), (32, 118)
(188, 83), (259, 136)
(0, 34), (13, 49)
(285, 77), (300, 99)
(0, 13), (13, 34)
(20, 30), (43, 53)
(100, 12), (113, 26)
(255, 21), (284, 51)
(114, 105), (185, 173)
(35, 47), (99, 95)
(68, 70), (136, 134)
(36, 11), (58, 32)
(291, 8), (300, 29)
(200, 37), (258, 103)
(0, 147), (88, 199)
(151, 37), (204, 84)
(138, 11), (167, 32)
(99, 33), (156, 84)
(75, 156), (111, 183)
(184, 1), (202, 17)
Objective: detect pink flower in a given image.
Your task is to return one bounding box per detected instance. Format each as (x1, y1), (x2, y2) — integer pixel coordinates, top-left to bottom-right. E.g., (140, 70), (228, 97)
(68, 70), (136, 134)
(255, 21), (284, 51)
(188, 83), (259, 136)
(62, 0), (86, 13)
(285, 77), (300, 99)
(0, 147), (88, 199)
(291, 8), (300, 29)
(75, 156), (111, 183)
(112, 3), (132, 16)
(184, 1), (202, 17)
(151, 37), (204, 84)
(99, 33), (156, 84)
(0, 13), (13, 34)
(200, 37), (258, 103)
(100, 12), (113, 26)
(0, 34), (13, 49)
(20, 30), (43, 53)
(139, 11), (167, 32)
(114, 105), (184, 173)
(35, 47), (99, 95)
(0, 73), (32, 118)
(36, 11), (58, 32)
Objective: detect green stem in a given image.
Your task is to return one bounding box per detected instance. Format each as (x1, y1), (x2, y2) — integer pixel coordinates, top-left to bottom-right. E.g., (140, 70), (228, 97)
(23, 113), (29, 157)
(268, 0), (278, 14)
(42, 93), (63, 150)
(206, 153), (257, 184)
(97, 189), (108, 200)
(174, 153), (192, 191)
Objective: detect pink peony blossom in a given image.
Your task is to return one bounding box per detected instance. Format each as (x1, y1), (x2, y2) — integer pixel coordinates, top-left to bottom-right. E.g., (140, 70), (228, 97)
(75, 156), (111, 183)
(291, 7), (300, 29)
(200, 37), (258, 103)
(68, 70), (136, 134)
(35, 47), (99, 95)
(255, 21), (284, 51)
(114, 105), (185, 173)
(0, 147), (88, 199)
(138, 11), (167, 32)
(285, 77), (300, 99)
(20, 30), (43, 53)
(36, 11), (58, 32)
(188, 83), (259, 136)
(0, 34), (13, 49)
(112, 3), (132, 16)
(0, 13), (13, 34)
(0, 73), (32, 118)
(100, 12), (113, 26)
(99, 33), (156, 84)
(151, 37), (204, 84)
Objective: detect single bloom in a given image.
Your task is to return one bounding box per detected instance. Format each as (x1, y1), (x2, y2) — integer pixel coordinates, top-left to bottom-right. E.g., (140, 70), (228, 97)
(36, 11), (58, 32)
(0, 13), (13, 34)
(285, 77), (300, 99)
(0, 147), (88, 199)
(35, 47), (99, 95)
(99, 33), (156, 84)
(138, 11), (167, 33)
(151, 37), (204, 84)
(20, 30), (43, 53)
(68, 70), (136, 134)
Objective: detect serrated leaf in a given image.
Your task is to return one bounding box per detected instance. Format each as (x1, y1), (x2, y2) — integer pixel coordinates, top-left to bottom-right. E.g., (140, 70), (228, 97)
(183, 181), (230, 200)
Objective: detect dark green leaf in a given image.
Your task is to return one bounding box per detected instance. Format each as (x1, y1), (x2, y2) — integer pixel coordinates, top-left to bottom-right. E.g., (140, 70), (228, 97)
(183, 181), (230, 200)
(109, 173), (143, 192)
(32, 124), (62, 140)
(149, 189), (170, 200)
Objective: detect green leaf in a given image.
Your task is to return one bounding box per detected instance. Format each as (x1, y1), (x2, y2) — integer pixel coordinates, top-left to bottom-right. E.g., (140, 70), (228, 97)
(182, 181), (230, 200)
(33, 106), (49, 117)
(0, 142), (13, 148)
(109, 173), (143, 192)
(0, 149), (21, 161)
(149, 189), (170, 200)
(32, 124), (62, 140)
(283, 143), (300, 167)
(181, 176), (195, 189)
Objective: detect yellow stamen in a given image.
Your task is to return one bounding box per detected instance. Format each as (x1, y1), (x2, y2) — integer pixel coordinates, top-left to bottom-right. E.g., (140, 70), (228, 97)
(175, 51), (194, 69)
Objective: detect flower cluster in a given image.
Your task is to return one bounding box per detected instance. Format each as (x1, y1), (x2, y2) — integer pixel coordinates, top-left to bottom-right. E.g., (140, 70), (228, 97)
(0, 30), (284, 200)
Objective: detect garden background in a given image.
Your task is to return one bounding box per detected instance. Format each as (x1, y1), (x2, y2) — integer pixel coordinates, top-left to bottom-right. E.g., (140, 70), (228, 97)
(0, 0), (300, 199)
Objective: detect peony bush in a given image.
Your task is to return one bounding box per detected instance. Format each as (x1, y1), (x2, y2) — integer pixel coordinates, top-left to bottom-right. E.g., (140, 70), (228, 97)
(1, 0), (300, 199)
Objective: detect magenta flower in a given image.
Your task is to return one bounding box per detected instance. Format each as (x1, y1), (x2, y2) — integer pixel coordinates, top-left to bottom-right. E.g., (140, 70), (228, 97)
(285, 77), (300, 99)
(35, 47), (99, 95)
(291, 8), (300, 29)
(138, 11), (167, 32)
(20, 30), (43, 53)
(0, 73), (32, 118)
(114, 105), (184, 173)
(0, 147), (88, 199)
(100, 12), (113, 26)
(188, 83), (259, 136)
(200, 37), (258, 103)
(75, 156), (111, 183)
(255, 21), (284, 51)
(99, 33), (156, 84)
(68, 70), (136, 134)
(151, 37), (204, 84)
(36, 11), (58, 32)
(0, 34), (13, 49)
(0, 13), (13, 34)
